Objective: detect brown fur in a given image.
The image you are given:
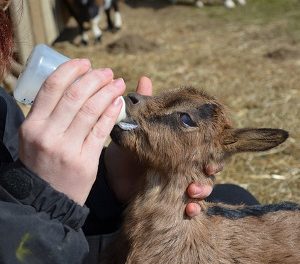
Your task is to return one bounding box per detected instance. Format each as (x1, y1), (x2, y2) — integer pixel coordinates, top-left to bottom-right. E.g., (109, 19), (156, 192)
(102, 87), (298, 264)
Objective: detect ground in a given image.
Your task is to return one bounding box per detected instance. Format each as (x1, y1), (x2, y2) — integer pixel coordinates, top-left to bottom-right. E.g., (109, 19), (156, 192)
(52, 0), (298, 203)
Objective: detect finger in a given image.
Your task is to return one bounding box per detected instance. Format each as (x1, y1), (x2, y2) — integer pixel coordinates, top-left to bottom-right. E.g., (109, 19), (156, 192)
(187, 183), (213, 199)
(66, 78), (126, 147)
(136, 76), (153, 96)
(29, 59), (91, 120)
(48, 68), (113, 132)
(83, 96), (124, 160)
(185, 203), (201, 218)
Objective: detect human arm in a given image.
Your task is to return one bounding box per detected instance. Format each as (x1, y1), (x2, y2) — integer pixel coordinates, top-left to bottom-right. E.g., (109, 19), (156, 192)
(0, 59), (126, 263)
(0, 161), (89, 264)
(0, 85), (89, 264)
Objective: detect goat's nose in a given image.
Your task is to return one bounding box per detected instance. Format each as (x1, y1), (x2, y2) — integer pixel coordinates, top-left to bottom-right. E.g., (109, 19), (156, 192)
(128, 93), (141, 105)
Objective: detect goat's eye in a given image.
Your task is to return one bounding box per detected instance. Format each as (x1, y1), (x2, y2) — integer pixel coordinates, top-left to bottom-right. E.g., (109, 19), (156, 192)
(180, 113), (197, 127)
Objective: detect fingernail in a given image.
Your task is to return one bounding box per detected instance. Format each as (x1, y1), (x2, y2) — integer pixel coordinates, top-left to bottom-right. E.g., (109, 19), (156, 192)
(113, 96), (123, 106)
(114, 78), (125, 89)
(79, 58), (91, 67)
(193, 185), (213, 199)
(191, 184), (202, 196)
(102, 68), (113, 78)
(192, 193), (202, 198)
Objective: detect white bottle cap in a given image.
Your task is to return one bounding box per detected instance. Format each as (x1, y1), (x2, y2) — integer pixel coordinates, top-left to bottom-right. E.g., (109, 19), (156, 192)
(116, 96), (127, 123)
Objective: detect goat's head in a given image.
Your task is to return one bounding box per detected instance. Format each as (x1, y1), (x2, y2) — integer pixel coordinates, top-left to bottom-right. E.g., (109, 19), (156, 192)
(111, 87), (288, 178)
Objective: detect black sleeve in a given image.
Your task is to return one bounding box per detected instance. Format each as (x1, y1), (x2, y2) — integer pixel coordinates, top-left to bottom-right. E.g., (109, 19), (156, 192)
(0, 160), (90, 264)
(0, 87), (24, 162)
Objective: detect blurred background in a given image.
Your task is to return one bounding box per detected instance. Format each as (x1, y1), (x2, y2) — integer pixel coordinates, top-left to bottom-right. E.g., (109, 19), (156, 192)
(3, 0), (300, 204)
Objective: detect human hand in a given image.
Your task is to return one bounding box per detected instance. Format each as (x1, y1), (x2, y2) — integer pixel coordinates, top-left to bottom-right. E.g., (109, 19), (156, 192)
(19, 59), (126, 205)
(186, 162), (224, 217)
(105, 77), (224, 216)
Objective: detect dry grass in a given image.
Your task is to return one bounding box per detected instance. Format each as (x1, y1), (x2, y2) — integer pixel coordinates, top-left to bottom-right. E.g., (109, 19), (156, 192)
(48, 0), (299, 203)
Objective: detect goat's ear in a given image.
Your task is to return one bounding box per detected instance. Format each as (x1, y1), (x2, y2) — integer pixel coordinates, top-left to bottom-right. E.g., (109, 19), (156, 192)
(222, 128), (288, 153)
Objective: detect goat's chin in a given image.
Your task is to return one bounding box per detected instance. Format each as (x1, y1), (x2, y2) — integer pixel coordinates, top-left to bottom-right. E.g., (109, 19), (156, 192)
(110, 125), (124, 146)
(110, 125), (135, 151)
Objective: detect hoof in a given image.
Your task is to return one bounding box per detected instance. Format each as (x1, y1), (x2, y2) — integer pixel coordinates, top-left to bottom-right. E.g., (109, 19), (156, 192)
(94, 35), (102, 44)
(105, 25), (114, 32)
(106, 27), (120, 34)
(81, 39), (89, 46)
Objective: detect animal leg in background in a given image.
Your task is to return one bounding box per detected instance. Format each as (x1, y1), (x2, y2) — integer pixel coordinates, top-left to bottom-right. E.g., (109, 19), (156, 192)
(105, 0), (122, 31)
(91, 14), (102, 44)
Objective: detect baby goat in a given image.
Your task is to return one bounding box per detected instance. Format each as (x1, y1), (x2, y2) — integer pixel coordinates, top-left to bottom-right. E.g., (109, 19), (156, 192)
(103, 87), (299, 264)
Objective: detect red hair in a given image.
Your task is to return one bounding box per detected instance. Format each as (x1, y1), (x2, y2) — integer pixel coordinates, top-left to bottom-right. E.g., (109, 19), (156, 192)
(0, 8), (14, 82)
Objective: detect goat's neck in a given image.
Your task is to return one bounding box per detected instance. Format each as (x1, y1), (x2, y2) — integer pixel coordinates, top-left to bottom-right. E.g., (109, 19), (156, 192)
(122, 167), (214, 262)
(125, 166), (211, 231)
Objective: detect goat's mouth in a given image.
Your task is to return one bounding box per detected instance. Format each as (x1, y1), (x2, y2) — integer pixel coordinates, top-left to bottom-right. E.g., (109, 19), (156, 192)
(111, 118), (138, 147)
(117, 120), (138, 131)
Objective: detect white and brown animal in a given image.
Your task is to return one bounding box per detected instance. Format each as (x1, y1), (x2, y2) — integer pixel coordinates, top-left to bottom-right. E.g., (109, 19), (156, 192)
(171, 0), (246, 8)
(63, 0), (122, 45)
(102, 87), (299, 264)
